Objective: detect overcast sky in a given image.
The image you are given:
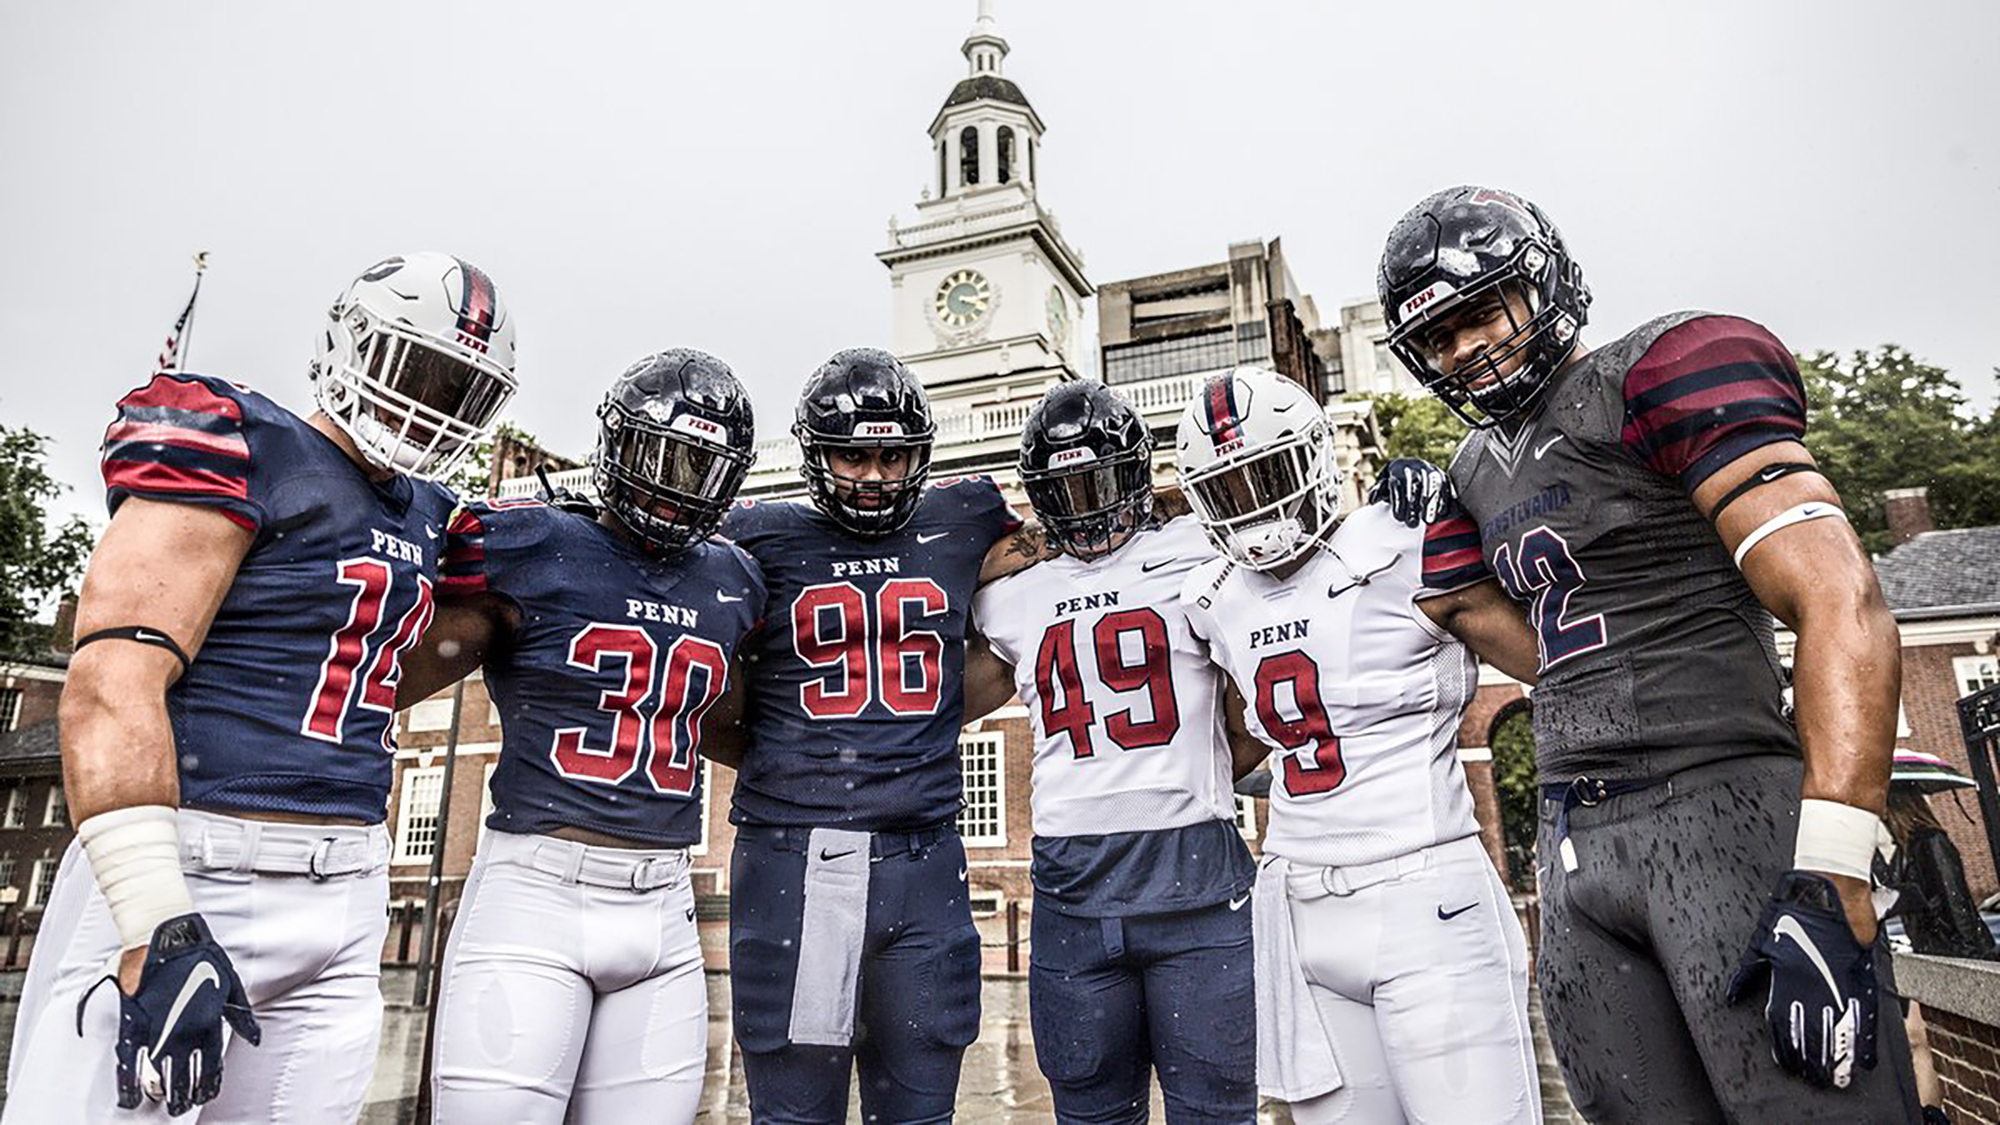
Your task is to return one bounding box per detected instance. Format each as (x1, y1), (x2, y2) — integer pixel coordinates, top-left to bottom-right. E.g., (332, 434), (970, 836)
(3, 1), (1995, 524)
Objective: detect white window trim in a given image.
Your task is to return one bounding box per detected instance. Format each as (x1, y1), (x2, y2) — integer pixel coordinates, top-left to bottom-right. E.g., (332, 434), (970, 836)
(691, 760), (714, 858)
(967, 888), (1006, 918)
(2, 788), (23, 830)
(957, 732), (1007, 848)
(27, 857), (56, 910)
(0, 687), (21, 732)
(393, 766), (447, 865)
(1954, 655), (2000, 698)
(1234, 794), (1259, 840)
(42, 786), (65, 828)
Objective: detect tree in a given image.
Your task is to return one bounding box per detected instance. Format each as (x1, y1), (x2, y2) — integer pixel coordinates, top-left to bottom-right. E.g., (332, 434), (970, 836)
(1488, 704), (1538, 886)
(439, 421), (540, 500)
(0, 427), (93, 656)
(1357, 392), (1464, 469)
(1796, 346), (2000, 553)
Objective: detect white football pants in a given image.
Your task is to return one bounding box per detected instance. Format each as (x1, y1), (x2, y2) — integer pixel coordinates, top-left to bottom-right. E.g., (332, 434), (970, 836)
(4, 810), (390, 1124)
(1281, 834), (1540, 1125)
(430, 830), (707, 1124)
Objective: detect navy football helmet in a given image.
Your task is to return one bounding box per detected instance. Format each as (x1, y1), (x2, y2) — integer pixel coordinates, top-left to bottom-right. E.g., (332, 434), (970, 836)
(1377, 186), (1590, 427)
(1020, 381), (1154, 560)
(594, 349), (755, 555)
(794, 348), (935, 537)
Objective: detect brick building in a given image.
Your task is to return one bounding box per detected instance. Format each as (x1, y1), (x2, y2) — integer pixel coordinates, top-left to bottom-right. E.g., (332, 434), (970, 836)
(0, 651), (75, 961)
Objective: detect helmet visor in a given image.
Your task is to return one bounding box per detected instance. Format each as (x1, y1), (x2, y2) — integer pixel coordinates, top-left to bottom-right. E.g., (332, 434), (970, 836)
(1023, 453), (1150, 521)
(360, 328), (515, 437)
(605, 424), (746, 500)
(1186, 440), (1314, 524)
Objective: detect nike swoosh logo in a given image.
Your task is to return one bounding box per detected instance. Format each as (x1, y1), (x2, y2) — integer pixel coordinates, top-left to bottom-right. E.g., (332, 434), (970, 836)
(819, 849), (856, 862)
(1140, 560), (1172, 572)
(1772, 915), (1844, 1002)
(716, 591), (745, 603)
(916, 532), (949, 544)
(132, 628), (169, 644)
(1533, 434), (1564, 460)
(958, 867), (968, 880)
(1437, 902), (1478, 921)
(685, 907), (696, 922)
(424, 526), (438, 540)
(152, 963), (221, 1056)
(1229, 894), (1250, 912)
(1759, 465), (1789, 483)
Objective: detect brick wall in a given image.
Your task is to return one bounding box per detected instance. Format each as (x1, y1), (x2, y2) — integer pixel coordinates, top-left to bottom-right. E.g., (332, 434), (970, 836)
(1925, 1006), (2000, 1122)
(1896, 640), (1998, 898)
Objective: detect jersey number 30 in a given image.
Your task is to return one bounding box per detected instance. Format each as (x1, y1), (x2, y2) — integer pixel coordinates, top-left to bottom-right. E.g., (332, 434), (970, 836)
(549, 625), (728, 796)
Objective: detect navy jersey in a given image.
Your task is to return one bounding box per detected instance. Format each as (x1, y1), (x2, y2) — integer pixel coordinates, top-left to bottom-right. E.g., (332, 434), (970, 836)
(101, 373), (456, 822)
(441, 501), (766, 846)
(1421, 313), (1804, 781)
(720, 478), (1021, 830)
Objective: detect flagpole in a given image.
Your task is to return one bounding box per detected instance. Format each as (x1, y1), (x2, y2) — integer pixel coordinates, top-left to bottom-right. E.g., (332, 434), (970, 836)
(179, 252), (210, 372)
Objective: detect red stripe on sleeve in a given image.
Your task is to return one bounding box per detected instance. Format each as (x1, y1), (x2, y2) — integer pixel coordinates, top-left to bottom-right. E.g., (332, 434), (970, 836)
(1622, 317), (1789, 399)
(121, 374), (245, 421)
(103, 419), (250, 460)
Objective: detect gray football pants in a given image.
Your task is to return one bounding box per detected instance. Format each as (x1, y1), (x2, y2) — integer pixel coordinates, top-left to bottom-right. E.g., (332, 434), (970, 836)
(1537, 753), (1919, 1123)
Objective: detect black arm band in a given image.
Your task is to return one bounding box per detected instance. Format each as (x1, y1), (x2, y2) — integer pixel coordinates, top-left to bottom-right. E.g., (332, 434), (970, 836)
(74, 627), (192, 675)
(1707, 462), (1820, 522)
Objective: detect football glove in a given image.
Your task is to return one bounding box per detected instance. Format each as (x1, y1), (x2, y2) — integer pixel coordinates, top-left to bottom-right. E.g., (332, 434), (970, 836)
(78, 912), (260, 1115)
(1725, 870), (1877, 1090)
(1368, 458), (1452, 527)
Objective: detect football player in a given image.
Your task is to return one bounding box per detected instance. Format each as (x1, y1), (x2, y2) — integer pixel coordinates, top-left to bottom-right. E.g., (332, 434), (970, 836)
(963, 381), (1259, 1123)
(1176, 365), (1544, 1124)
(1380, 185), (1921, 1119)
(395, 350), (763, 1122)
(4, 254), (517, 1121)
(711, 348), (1026, 1124)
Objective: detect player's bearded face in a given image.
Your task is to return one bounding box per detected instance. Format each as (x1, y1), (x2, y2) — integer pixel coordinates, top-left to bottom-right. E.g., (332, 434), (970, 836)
(1412, 284), (1537, 391)
(829, 446), (912, 509)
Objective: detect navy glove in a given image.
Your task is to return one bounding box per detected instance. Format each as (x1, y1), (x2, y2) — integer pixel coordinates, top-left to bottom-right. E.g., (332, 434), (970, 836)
(1725, 871), (1878, 1090)
(1368, 459), (1452, 527)
(78, 912), (260, 1115)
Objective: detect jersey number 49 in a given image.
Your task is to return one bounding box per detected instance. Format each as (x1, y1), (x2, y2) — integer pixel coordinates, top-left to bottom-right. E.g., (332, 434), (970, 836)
(1034, 609), (1180, 760)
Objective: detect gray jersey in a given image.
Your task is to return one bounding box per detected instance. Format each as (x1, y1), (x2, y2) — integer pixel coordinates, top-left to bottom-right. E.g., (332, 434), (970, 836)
(1420, 311), (1811, 782)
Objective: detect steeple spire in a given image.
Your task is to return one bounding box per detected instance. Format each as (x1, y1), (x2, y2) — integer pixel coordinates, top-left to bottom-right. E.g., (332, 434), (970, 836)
(963, 0), (1007, 77)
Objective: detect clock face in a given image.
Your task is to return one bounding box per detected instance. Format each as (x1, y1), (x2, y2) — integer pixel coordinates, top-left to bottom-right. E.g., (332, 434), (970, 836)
(1045, 286), (1069, 342)
(934, 269), (992, 329)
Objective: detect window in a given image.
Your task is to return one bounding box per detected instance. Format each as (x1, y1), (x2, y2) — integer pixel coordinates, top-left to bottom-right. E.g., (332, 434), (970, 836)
(959, 126), (979, 187)
(406, 696), (458, 733)
(42, 785), (66, 829)
(0, 855), (17, 890)
(1956, 655), (2000, 697)
(967, 889), (1004, 917)
(0, 687), (20, 732)
(1027, 136), (1035, 183)
(996, 126), (1013, 184)
(27, 858), (56, 910)
(938, 139), (948, 197)
(691, 760), (715, 857)
(393, 767), (447, 864)
(1102, 328), (1236, 386)
(1234, 795), (1259, 839)
(2, 788), (23, 830)
(957, 733), (1006, 846)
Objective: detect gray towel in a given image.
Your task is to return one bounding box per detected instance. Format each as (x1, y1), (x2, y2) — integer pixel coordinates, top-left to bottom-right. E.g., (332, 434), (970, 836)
(787, 828), (872, 1047)
(1253, 855), (1344, 1101)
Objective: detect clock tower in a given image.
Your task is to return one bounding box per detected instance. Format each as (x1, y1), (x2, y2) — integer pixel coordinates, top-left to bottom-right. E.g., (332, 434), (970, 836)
(878, 0), (1092, 474)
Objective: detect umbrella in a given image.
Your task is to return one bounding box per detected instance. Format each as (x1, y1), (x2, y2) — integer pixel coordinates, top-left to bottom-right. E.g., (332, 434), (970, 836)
(1892, 749), (1978, 794)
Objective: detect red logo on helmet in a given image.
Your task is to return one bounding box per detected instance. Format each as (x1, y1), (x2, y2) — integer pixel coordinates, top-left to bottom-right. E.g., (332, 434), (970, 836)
(1469, 189), (1532, 222)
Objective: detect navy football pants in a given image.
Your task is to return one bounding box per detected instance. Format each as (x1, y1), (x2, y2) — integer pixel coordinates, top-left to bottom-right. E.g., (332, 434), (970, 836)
(1029, 895), (1257, 1124)
(730, 825), (981, 1124)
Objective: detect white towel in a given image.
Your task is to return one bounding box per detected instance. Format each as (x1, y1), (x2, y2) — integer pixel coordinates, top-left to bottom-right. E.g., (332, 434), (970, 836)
(787, 828), (872, 1047)
(1253, 854), (1344, 1101)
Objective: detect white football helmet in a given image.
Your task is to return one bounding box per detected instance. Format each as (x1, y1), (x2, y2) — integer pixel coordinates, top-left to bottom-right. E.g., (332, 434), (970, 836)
(1175, 366), (1343, 571)
(311, 252), (519, 478)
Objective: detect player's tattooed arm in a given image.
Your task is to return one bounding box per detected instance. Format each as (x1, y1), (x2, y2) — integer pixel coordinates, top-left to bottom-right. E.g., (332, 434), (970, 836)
(1417, 580), (1541, 685)
(1223, 682), (1269, 781)
(963, 633), (1016, 721)
(700, 655), (750, 770)
(979, 520), (1059, 584)
(1697, 440), (1897, 941)
(396, 595), (517, 709)
(61, 497), (253, 991)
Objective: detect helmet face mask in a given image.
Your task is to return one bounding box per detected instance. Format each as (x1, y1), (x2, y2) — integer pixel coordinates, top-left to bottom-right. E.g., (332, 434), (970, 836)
(795, 349), (936, 538)
(1176, 367), (1343, 572)
(1019, 381), (1155, 562)
(1378, 187), (1589, 429)
(313, 253), (518, 478)
(594, 349), (755, 556)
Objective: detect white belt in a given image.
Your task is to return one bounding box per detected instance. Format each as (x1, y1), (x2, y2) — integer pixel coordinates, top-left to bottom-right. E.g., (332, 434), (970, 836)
(178, 808), (388, 880)
(1290, 847), (1431, 898)
(500, 833), (689, 892)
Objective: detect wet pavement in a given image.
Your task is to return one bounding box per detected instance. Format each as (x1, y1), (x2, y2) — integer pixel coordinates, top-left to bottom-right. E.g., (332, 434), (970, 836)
(0, 970), (1581, 1121)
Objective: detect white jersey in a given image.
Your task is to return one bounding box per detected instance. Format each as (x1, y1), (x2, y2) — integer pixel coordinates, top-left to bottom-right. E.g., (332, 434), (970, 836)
(1183, 503), (1480, 868)
(974, 516), (1238, 840)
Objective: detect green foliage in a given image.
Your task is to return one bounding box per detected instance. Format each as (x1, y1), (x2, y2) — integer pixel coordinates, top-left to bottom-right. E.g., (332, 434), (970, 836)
(0, 427), (93, 656)
(439, 421), (538, 501)
(1489, 705), (1538, 885)
(1356, 392), (1464, 469)
(1795, 346), (2000, 553)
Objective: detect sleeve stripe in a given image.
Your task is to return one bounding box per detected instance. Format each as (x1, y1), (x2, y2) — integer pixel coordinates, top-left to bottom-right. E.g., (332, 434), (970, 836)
(121, 374), (245, 421)
(1425, 545), (1486, 570)
(104, 458), (251, 503)
(1625, 399), (1805, 477)
(1681, 428), (1803, 492)
(1625, 360), (1800, 420)
(1422, 563), (1492, 593)
(447, 509), (486, 536)
(103, 419), (250, 461)
(438, 574), (487, 596)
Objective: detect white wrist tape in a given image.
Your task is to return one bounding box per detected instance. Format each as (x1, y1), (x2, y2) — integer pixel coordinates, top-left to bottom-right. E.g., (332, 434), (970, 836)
(1733, 502), (1847, 568)
(78, 806), (195, 952)
(1793, 798), (1883, 881)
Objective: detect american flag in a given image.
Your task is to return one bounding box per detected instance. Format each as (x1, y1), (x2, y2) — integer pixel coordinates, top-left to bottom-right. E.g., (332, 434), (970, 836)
(154, 251), (209, 375)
